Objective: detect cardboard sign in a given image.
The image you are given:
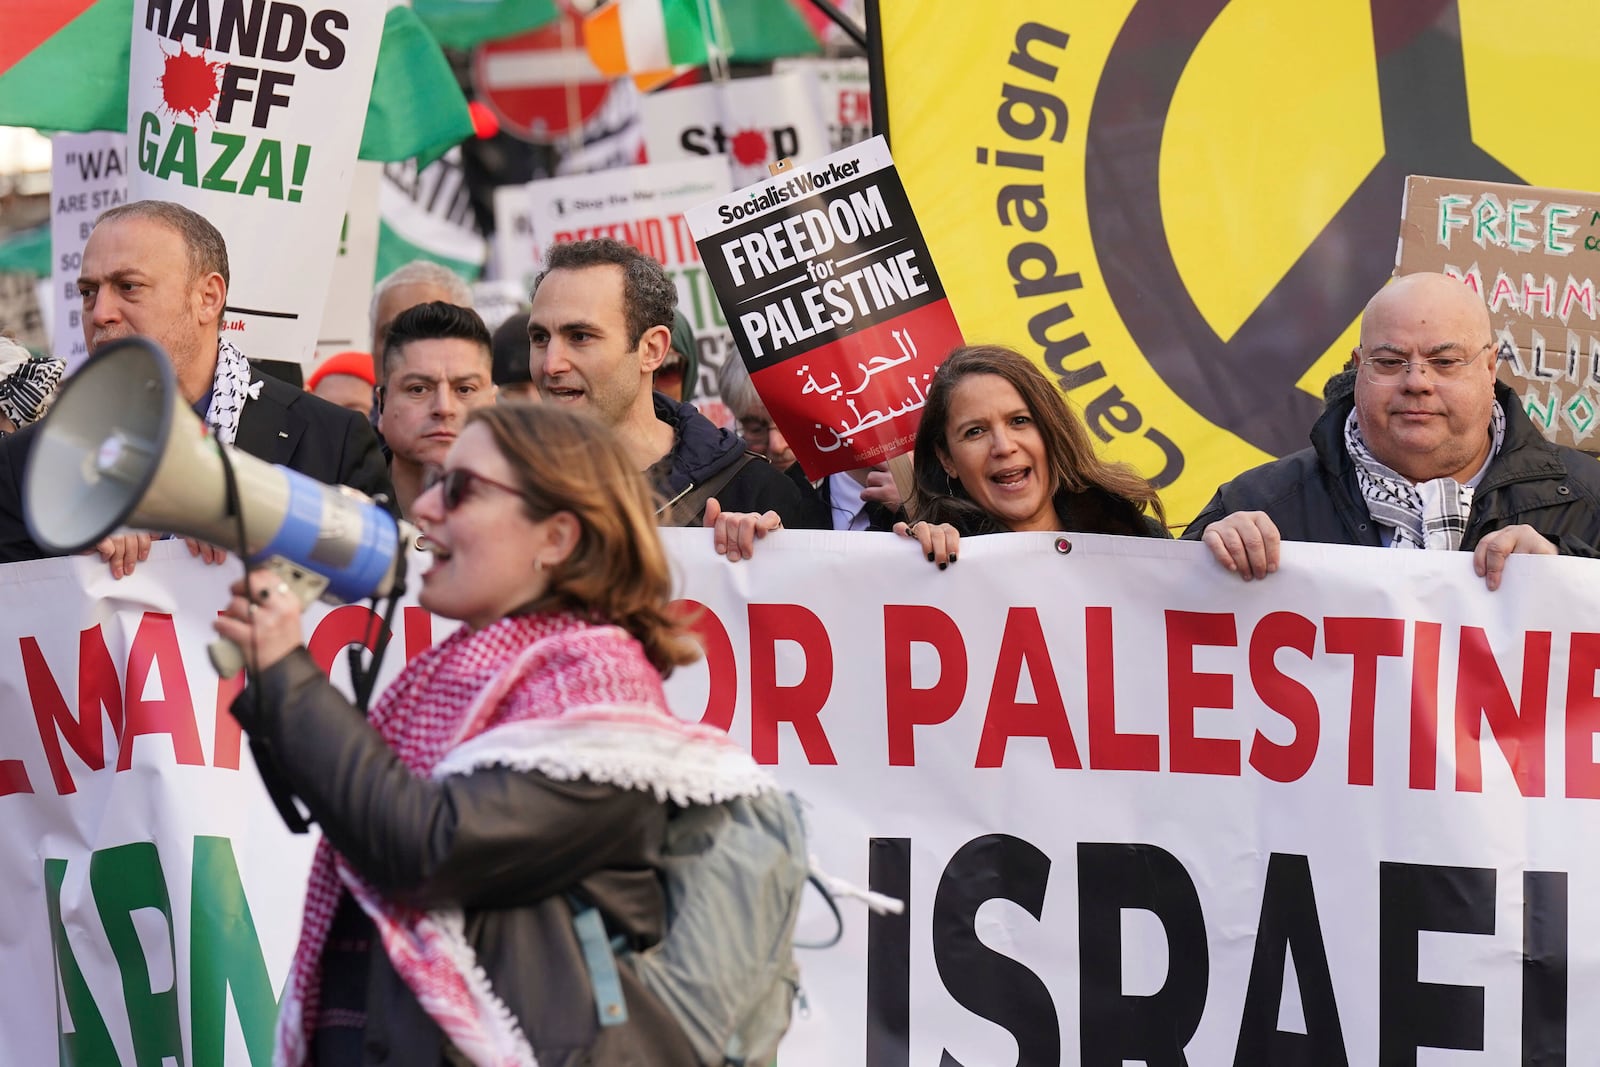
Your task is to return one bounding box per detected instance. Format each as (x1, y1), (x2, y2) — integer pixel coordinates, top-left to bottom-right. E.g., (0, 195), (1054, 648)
(125, 0), (386, 363)
(1397, 174), (1600, 448)
(50, 132), (129, 371)
(686, 136), (963, 477)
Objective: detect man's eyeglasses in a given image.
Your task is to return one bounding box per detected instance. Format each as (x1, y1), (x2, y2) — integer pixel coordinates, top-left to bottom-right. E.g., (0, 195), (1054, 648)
(422, 466), (523, 512)
(739, 417), (778, 446)
(1360, 342), (1494, 383)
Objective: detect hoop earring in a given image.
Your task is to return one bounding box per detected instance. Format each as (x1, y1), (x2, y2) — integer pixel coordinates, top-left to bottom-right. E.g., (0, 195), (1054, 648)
(942, 470), (958, 497)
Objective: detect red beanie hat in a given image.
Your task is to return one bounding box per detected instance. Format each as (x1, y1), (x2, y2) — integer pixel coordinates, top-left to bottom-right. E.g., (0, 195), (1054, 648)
(306, 350), (376, 392)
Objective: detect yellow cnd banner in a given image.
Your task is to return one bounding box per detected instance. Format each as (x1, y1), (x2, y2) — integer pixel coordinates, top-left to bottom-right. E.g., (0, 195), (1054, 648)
(876, 0), (1600, 526)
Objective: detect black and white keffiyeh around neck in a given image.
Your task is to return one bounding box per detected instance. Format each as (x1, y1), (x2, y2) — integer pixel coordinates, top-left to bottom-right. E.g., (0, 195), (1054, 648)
(203, 337), (261, 447)
(0, 343), (65, 428)
(1345, 404), (1507, 551)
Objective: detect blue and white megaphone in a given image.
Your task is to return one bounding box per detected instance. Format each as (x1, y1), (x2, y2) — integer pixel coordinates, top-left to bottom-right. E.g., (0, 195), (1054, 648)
(24, 337), (418, 676)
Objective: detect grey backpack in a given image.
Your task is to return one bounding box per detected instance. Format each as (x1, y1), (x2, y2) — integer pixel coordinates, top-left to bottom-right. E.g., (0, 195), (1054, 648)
(571, 790), (811, 1066)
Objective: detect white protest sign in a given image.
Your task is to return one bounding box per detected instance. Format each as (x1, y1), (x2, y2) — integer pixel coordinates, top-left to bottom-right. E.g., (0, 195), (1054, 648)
(50, 132), (129, 370)
(313, 160), (381, 361)
(774, 56), (873, 151)
(126, 0), (386, 363)
(640, 71), (831, 191)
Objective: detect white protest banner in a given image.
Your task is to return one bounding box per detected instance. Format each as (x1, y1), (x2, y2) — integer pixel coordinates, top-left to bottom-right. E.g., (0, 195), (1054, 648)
(663, 531), (1600, 1064)
(686, 136), (964, 477)
(126, 0), (386, 364)
(774, 56), (873, 152)
(6, 532), (1600, 1063)
(0, 544), (436, 1065)
(377, 147), (487, 282)
(640, 70), (831, 191)
(493, 157), (734, 400)
(313, 160), (381, 362)
(50, 132), (129, 371)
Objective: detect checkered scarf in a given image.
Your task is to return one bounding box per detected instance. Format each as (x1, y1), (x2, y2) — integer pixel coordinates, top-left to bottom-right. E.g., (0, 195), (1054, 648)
(204, 337), (261, 447)
(0, 345), (64, 427)
(273, 611), (772, 1067)
(1345, 404), (1506, 551)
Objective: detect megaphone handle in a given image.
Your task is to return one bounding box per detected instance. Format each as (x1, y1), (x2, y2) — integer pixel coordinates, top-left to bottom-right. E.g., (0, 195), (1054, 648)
(209, 636), (248, 679)
(209, 559), (331, 679)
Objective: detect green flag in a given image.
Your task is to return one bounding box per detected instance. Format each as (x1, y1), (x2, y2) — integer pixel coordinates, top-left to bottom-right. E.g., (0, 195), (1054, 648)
(412, 0), (560, 51)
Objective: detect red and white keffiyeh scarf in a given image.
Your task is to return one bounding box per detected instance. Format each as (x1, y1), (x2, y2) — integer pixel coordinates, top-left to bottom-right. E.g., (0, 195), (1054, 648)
(274, 612), (773, 1067)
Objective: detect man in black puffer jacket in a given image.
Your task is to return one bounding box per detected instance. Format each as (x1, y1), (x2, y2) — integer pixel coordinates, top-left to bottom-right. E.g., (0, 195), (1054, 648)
(1185, 272), (1600, 589)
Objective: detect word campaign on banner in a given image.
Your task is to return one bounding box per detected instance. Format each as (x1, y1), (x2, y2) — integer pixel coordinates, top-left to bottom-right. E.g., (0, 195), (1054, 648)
(1397, 174), (1600, 450)
(126, 0), (387, 363)
(877, 1), (1600, 525)
(687, 137), (963, 477)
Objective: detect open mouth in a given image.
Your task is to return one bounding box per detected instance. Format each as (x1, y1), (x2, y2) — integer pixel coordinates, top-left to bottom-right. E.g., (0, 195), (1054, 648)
(990, 466), (1031, 488)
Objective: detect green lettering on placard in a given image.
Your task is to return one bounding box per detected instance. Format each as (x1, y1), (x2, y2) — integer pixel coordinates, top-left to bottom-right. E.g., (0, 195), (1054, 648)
(155, 123), (198, 187)
(91, 842), (186, 1067)
(137, 112), (160, 173)
(190, 836), (279, 1066)
(238, 140), (284, 200)
(201, 133), (246, 194)
(45, 858), (118, 1067)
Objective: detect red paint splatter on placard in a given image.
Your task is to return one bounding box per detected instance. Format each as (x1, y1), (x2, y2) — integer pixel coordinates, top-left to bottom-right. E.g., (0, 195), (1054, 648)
(729, 129), (770, 167)
(158, 44), (225, 121)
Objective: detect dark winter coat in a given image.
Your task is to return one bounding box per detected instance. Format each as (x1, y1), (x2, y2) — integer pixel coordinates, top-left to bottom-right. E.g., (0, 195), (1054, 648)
(238, 649), (699, 1067)
(1183, 383), (1600, 555)
(648, 394), (804, 528)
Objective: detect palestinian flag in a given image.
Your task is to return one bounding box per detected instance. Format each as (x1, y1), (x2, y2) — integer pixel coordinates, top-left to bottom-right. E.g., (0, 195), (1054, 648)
(0, 1), (473, 165)
(584, 0), (819, 88)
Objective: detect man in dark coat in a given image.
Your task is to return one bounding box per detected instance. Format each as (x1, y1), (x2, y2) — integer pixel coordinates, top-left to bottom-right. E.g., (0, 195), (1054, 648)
(0, 199), (393, 571)
(527, 237), (801, 557)
(1185, 271), (1600, 589)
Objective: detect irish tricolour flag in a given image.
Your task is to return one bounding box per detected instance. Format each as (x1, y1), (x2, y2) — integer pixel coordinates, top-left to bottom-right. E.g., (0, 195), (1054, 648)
(584, 0), (719, 89)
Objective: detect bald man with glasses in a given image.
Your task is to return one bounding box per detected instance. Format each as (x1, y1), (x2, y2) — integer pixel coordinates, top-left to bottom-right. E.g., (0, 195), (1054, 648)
(1184, 271), (1600, 589)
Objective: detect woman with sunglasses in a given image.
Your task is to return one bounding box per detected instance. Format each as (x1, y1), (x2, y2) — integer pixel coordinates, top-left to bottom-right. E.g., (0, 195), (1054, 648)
(214, 403), (770, 1066)
(897, 345), (1170, 566)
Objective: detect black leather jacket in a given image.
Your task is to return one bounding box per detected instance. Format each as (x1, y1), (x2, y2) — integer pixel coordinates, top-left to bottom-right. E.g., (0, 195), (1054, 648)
(1184, 383), (1600, 555)
(237, 650), (698, 1067)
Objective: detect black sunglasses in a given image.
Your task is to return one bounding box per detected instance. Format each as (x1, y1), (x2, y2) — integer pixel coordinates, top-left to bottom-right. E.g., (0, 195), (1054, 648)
(423, 467), (523, 512)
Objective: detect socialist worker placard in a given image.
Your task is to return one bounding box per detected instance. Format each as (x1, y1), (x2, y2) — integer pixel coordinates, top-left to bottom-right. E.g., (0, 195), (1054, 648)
(686, 137), (963, 478)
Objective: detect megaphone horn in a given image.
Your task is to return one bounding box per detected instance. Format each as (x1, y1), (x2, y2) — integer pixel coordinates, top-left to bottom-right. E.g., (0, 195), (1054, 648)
(25, 337), (417, 675)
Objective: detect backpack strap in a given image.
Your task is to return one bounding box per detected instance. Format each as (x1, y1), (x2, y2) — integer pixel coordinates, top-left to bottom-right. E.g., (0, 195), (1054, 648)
(569, 896), (630, 1029)
(658, 451), (759, 527)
